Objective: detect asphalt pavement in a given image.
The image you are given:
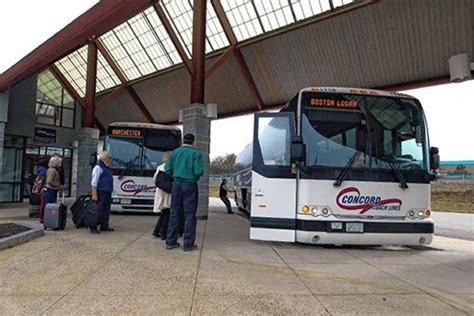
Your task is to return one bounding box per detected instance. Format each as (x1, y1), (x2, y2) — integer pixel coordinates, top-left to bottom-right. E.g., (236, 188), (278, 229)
(432, 212), (474, 241)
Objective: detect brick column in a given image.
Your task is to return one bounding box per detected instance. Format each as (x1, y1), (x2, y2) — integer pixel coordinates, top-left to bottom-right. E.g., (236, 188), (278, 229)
(76, 127), (99, 197)
(182, 103), (210, 220)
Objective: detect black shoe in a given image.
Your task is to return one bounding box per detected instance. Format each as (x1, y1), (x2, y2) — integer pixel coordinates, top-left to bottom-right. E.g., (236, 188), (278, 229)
(89, 228), (100, 234)
(160, 235), (167, 240)
(152, 232), (160, 238)
(227, 211), (234, 214)
(183, 244), (198, 252)
(100, 227), (114, 232)
(166, 242), (180, 250)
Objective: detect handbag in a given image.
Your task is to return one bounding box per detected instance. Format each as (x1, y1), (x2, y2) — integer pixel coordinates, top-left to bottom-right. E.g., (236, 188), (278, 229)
(155, 170), (173, 193)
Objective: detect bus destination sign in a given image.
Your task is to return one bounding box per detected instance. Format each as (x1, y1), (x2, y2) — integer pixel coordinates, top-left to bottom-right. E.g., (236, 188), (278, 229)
(109, 128), (142, 138)
(309, 98), (358, 109)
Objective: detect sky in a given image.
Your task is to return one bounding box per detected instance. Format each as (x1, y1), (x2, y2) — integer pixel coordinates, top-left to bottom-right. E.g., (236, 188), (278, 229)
(0, 1), (473, 162)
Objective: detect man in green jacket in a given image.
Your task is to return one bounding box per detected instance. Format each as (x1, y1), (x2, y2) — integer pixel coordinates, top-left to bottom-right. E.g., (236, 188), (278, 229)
(165, 133), (204, 251)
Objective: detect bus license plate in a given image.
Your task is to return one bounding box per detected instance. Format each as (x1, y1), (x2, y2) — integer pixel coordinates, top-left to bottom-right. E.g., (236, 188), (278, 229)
(346, 223), (364, 233)
(121, 199), (132, 205)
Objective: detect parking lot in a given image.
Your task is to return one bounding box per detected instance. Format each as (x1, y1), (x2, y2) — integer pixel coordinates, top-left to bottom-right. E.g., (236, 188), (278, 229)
(0, 198), (473, 315)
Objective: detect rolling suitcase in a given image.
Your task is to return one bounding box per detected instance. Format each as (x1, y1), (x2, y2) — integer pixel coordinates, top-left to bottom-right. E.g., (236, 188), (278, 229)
(44, 194), (67, 231)
(70, 195), (90, 228)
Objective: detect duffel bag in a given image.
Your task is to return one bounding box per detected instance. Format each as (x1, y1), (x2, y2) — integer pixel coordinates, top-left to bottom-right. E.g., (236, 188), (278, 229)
(83, 200), (101, 227)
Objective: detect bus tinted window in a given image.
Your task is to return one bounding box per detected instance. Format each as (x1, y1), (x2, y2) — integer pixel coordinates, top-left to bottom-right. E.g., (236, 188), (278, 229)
(105, 127), (181, 172)
(105, 137), (141, 169)
(301, 92), (428, 171)
(143, 130), (181, 170)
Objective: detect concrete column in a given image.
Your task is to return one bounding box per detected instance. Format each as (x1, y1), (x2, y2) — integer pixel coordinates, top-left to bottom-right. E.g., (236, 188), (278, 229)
(182, 103), (210, 220)
(0, 91), (9, 182)
(76, 127), (99, 197)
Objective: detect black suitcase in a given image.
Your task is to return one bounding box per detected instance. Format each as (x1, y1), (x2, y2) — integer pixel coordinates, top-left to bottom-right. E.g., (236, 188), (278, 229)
(70, 195), (90, 228)
(44, 200), (67, 230)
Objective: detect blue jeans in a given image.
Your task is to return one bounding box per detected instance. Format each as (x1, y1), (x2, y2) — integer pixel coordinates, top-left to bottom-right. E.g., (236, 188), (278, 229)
(43, 188), (57, 205)
(166, 180), (198, 248)
(97, 191), (112, 229)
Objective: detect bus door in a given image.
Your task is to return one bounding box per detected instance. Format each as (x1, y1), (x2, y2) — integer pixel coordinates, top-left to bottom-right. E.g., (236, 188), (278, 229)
(250, 112), (297, 242)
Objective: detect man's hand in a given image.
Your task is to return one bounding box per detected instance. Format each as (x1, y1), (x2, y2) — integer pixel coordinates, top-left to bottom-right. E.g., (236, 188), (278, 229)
(91, 187), (98, 201)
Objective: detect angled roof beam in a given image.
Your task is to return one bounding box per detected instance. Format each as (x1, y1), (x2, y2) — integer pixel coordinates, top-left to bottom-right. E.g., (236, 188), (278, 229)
(211, 0), (264, 110)
(49, 64), (85, 108)
(96, 39), (156, 123)
(154, 3), (193, 76)
(205, 45), (236, 79)
(96, 84), (126, 111)
(50, 64), (104, 133)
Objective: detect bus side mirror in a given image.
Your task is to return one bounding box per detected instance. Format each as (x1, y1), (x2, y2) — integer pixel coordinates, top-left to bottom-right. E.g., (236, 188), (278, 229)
(291, 136), (306, 164)
(430, 147), (440, 170)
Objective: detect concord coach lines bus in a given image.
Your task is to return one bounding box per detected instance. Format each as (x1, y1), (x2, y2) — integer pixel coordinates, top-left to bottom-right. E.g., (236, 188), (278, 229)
(104, 122), (181, 212)
(234, 87), (439, 245)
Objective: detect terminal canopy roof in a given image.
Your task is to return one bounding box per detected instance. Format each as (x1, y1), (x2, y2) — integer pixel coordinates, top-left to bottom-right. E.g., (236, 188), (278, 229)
(0, 0), (472, 128)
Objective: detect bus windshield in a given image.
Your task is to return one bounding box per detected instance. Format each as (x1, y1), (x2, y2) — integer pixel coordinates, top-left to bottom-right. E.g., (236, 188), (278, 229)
(301, 92), (429, 172)
(105, 127), (181, 172)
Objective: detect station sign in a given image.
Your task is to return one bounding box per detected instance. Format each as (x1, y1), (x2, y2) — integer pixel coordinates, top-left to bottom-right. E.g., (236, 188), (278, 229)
(34, 127), (56, 144)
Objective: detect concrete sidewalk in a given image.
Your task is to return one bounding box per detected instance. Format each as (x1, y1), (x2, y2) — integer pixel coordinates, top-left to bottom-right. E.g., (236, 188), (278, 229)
(0, 198), (473, 315)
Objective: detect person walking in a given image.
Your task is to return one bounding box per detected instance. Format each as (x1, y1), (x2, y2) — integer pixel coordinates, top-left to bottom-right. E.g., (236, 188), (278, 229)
(43, 156), (62, 206)
(219, 179), (234, 214)
(90, 151), (114, 234)
(165, 133), (204, 251)
(34, 157), (49, 223)
(152, 151), (172, 240)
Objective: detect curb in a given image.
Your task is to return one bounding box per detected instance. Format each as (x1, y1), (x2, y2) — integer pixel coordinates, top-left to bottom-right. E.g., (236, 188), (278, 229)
(0, 222), (44, 251)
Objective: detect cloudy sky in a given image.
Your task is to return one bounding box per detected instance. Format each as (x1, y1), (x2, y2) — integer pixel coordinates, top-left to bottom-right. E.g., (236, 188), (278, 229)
(1, 1), (472, 161)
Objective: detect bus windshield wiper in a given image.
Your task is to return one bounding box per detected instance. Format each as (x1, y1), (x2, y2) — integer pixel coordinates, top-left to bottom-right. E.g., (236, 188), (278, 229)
(334, 151), (362, 186)
(384, 158), (409, 189)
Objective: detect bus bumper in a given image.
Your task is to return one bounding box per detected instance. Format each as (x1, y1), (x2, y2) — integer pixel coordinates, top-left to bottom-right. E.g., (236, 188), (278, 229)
(111, 197), (154, 212)
(295, 219), (434, 245)
(296, 230), (433, 245)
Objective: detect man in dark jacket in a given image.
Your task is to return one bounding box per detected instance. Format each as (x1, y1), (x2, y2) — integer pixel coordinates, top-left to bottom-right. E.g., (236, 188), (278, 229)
(165, 134), (204, 251)
(90, 151), (114, 234)
(219, 179), (234, 214)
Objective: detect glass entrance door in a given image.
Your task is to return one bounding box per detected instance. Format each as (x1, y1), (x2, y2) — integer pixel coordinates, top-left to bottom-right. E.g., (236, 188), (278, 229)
(0, 136), (25, 202)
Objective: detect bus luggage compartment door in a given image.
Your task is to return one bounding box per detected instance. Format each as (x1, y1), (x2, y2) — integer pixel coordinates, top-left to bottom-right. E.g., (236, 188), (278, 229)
(250, 113), (297, 242)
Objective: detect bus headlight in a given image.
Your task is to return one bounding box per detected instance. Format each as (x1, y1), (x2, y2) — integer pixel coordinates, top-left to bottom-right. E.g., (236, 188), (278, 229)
(302, 205), (310, 214)
(417, 210), (424, 218)
(311, 207), (318, 215)
(321, 207), (331, 217)
(408, 210), (415, 218)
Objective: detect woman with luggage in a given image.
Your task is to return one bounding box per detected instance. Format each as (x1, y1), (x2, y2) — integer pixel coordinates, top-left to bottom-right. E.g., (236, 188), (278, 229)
(152, 151), (172, 239)
(43, 156), (63, 206)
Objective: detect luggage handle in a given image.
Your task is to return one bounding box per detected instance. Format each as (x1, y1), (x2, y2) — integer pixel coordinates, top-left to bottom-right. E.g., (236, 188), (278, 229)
(58, 192), (65, 204)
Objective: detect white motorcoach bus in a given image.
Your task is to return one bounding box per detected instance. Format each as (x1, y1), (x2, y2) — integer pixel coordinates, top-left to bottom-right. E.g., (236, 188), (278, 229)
(104, 122), (181, 212)
(234, 87), (439, 245)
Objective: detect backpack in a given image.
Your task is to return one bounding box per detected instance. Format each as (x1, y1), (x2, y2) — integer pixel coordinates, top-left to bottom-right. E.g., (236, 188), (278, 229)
(155, 170), (173, 193)
(32, 176), (45, 194)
